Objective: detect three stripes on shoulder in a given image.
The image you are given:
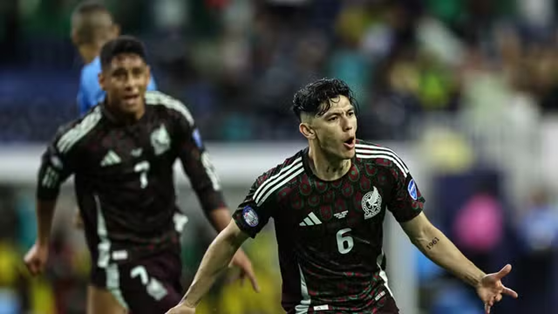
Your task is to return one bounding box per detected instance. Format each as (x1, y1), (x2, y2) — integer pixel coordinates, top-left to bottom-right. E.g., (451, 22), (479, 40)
(252, 143), (410, 208)
(355, 143), (409, 177)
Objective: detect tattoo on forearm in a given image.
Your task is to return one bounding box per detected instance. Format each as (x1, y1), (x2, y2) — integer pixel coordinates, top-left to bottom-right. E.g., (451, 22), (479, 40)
(426, 237), (440, 250)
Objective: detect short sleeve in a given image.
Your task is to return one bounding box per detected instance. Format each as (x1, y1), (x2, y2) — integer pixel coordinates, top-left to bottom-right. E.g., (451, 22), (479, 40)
(387, 163), (425, 223)
(233, 173), (277, 238)
(36, 125), (79, 200)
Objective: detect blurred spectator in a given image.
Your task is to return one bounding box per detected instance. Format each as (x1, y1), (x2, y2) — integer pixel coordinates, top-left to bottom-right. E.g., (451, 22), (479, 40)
(453, 184), (504, 272)
(515, 187), (558, 313)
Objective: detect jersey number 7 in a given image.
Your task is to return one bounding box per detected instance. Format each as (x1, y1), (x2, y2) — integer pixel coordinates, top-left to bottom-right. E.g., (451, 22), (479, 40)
(134, 161), (150, 189)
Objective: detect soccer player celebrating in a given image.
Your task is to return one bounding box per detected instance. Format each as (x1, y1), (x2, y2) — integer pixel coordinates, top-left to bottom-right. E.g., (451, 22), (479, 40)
(71, 1), (157, 115)
(167, 78), (518, 314)
(24, 36), (257, 314)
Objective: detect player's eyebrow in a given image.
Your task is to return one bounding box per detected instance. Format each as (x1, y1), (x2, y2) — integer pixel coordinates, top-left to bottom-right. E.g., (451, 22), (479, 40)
(323, 106), (354, 117)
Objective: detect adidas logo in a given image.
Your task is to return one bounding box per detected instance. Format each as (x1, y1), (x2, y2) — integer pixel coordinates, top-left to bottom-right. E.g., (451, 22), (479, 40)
(131, 148), (143, 157)
(299, 212), (322, 227)
(101, 150), (122, 167)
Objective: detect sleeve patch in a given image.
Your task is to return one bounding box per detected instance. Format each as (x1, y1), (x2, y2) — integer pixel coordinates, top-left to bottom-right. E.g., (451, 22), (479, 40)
(408, 179), (418, 200)
(242, 206), (259, 227)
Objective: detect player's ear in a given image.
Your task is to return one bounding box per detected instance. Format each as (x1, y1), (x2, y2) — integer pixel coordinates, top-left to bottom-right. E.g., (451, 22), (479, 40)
(299, 123), (316, 140)
(71, 28), (80, 46)
(98, 72), (106, 91)
(145, 65), (151, 79)
(112, 23), (121, 37)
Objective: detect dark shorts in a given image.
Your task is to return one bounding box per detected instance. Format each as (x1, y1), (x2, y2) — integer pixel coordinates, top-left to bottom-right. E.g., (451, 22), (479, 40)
(286, 287), (399, 314)
(372, 293), (399, 314)
(90, 249), (183, 314)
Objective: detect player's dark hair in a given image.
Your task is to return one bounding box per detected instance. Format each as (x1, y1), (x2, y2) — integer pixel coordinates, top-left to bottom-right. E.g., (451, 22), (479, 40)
(72, 1), (111, 45)
(291, 78), (358, 121)
(100, 36), (147, 69)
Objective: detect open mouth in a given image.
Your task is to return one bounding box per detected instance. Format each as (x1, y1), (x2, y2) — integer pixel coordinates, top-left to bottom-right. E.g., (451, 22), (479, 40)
(123, 94), (139, 102)
(343, 136), (355, 148)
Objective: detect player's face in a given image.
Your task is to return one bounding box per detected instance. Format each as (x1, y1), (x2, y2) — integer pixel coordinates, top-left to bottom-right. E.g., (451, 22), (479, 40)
(309, 95), (357, 160)
(99, 54), (150, 115)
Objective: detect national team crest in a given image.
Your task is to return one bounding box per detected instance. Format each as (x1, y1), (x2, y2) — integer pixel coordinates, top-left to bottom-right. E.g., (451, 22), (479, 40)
(151, 125), (171, 155)
(362, 187), (382, 219)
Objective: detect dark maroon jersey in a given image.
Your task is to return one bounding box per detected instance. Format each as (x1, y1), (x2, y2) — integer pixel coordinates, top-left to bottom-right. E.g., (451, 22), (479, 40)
(37, 91), (225, 265)
(233, 140), (425, 313)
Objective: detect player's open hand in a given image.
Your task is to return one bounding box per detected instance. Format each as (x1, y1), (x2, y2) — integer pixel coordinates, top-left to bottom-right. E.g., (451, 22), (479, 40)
(23, 242), (49, 276)
(229, 249), (260, 293)
(165, 303), (195, 314)
(476, 264), (518, 313)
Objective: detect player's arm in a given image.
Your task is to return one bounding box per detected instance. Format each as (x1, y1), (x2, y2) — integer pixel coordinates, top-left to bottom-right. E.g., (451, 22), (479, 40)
(25, 126), (77, 275)
(385, 163), (486, 286)
(400, 212), (485, 286)
(168, 173), (275, 313)
(400, 212), (518, 312)
(386, 156), (517, 311)
(173, 105), (229, 231)
(36, 134), (76, 243)
(170, 98), (260, 289)
(176, 220), (252, 309)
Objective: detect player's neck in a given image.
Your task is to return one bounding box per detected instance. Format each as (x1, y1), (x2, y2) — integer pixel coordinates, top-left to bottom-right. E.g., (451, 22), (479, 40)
(104, 103), (145, 123)
(78, 44), (101, 64)
(307, 146), (351, 181)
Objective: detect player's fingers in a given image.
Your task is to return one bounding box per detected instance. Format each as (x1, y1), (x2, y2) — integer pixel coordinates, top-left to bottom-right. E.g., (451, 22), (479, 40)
(34, 260), (44, 275)
(24, 262), (34, 275)
(238, 271), (246, 286)
(495, 264), (512, 280)
(484, 303), (491, 314)
(502, 286), (518, 298)
(495, 294), (503, 302)
(245, 267), (260, 293)
(26, 260), (39, 276)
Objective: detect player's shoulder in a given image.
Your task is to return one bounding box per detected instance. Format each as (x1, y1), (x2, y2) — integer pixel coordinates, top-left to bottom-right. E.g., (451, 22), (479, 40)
(53, 106), (103, 153)
(355, 139), (409, 176)
(255, 150), (305, 187)
(80, 57), (101, 83)
(144, 91), (194, 126)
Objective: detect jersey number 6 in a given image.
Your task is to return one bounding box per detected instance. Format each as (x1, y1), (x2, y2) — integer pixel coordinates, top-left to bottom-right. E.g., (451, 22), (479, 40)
(336, 228), (354, 254)
(134, 161), (150, 189)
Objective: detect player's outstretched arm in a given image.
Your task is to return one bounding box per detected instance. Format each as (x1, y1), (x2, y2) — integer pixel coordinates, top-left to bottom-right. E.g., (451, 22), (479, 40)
(166, 220), (258, 314)
(24, 199), (58, 276)
(24, 124), (78, 277)
(171, 103), (258, 290)
(400, 212), (518, 313)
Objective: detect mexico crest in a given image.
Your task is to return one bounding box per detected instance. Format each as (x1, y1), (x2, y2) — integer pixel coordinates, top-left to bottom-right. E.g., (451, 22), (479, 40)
(151, 124), (171, 155)
(362, 187), (382, 219)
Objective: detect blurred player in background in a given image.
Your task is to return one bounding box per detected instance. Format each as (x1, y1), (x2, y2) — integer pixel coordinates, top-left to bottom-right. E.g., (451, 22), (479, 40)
(167, 78), (518, 314)
(24, 36), (257, 314)
(70, 0), (171, 230)
(72, 0), (157, 115)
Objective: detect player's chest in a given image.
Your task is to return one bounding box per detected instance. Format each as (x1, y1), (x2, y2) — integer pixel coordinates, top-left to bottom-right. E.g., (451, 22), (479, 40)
(81, 121), (175, 172)
(279, 166), (392, 230)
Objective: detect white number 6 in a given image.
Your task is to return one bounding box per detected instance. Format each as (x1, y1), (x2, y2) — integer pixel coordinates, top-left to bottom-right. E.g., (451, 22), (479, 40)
(336, 228), (354, 254)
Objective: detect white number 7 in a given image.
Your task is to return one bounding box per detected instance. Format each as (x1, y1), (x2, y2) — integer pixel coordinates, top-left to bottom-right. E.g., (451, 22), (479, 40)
(134, 161), (150, 188)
